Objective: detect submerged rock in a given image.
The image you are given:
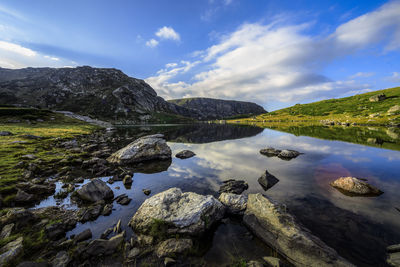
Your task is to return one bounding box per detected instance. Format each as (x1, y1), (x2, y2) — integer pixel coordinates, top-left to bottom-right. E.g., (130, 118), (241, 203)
(243, 194), (354, 267)
(76, 179), (114, 202)
(330, 177), (383, 196)
(155, 238), (193, 258)
(175, 150), (196, 159)
(219, 179), (248, 194)
(218, 193), (247, 214)
(258, 170), (279, 191)
(129, 187), (225, 235)
(107, 134), (172, 164)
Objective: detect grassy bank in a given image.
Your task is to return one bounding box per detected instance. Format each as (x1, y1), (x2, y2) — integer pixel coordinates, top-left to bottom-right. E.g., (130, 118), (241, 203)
(0, 107), (99, 204)
(228, 87), (400, 127)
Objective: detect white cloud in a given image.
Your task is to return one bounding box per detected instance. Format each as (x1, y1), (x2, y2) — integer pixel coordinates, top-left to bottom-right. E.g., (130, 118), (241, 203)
(0, 40), (76, 69)
(155, 26), (180, 41)
(145, 38), (159, 48)
(387, 72), (400, 82)
(146, 1), (400, 105)
(350, 72), (375, 79)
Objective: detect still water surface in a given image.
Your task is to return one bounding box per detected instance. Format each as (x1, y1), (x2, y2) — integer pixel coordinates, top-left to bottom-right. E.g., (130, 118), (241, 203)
(38, 124), (400, 266)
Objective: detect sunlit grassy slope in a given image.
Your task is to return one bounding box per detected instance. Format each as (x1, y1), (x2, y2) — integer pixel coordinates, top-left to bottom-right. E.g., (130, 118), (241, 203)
(228, 87), (400, 126)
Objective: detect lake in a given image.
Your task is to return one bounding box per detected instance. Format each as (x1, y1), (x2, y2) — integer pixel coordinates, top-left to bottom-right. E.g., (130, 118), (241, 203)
(38, 123), (400, 266)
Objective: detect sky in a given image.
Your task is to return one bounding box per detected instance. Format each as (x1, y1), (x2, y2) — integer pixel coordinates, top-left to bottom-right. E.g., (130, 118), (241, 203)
(0, 0), (399, 110)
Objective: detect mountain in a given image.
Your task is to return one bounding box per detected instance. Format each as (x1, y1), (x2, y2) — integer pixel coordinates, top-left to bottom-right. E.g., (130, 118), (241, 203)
(0, 66), (266, 123)
(228, 87), (400, 126)
(168, 97), (266, 120)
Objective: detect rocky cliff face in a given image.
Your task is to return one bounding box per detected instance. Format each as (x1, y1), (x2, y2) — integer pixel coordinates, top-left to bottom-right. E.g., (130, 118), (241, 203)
(0, 66), (194, 124)
(168, 98), (266, 120)
(0, 67), (266, 123)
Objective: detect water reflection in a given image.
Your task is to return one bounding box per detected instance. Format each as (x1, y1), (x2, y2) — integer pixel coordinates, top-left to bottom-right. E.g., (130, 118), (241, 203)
(43, 124), (400, 265)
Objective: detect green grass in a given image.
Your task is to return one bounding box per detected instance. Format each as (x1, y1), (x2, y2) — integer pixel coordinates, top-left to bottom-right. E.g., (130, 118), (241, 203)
(0, 108), (98, 204)
(228, 87), (400, 126)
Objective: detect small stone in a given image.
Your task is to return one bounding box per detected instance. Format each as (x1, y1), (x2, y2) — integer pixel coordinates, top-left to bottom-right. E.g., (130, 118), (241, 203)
(114, 219), (122, 233)
(123, 175), (133, 186)
(263, 256), (281, 267)
(164, 257), (176, 266)
(155, 238), (193, 258)
(260, 147), (281, 157)
(258, 170), (279, 191)
(102, 204), (113, 216)
(142, 189), (151, 195)
(330, 177), (383, 196)
(175, 150), (196, 159)
(277, 149), (301, 160)
(127, 247), (141, 259)
(74, 229), (92, 243)
(387, 244), (400, 253)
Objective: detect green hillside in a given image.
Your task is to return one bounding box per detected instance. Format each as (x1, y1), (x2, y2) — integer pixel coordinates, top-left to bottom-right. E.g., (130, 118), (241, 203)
(228, 87), (400, 126)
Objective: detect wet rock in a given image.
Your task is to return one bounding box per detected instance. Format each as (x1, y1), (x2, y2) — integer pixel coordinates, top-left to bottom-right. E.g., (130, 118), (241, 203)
(115, 194), (131, 205)
(155, 238), (193, 258)
(75, 229), (92, 243)
(277, 149), (301, 160)
(52, 251), (70, 267)
(78, 203), (104, 222)
(130, 188), (225, 235)
(260, 147), (281, 157)
(76, 179), (114, 202)
(142, 189), (151, 196)
(243, 193), (353, 267)
(0, 131), (13, 136)
(258, 170), (279, 191)
(15, 189), (36, 204)
(219, 179), (248, 194)
(17, 182), (56, 196)
(46, 223), (68, 240)
(114, 219), (122, 233)
(218, 193), (247, 214)
(123, 175), (133, 186)
(83, 231), (125, 257)
(175, 150), (196, 159)
(0, 223), (14, 239)
(0, 236), (24, 265)
(102, 204), (113, 216)
(107, 134), (172, 164)
(330, 177), (383, 196)
(100, 228), (113, 239)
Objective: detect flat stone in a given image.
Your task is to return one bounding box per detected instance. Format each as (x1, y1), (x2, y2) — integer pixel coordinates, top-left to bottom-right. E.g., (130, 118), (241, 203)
(330, 177), (383, 196)
(175, 150), (196, 159)
(243, 194), (354, 267)
(107, 134), (171, 164)
(155, 238), (193, 258)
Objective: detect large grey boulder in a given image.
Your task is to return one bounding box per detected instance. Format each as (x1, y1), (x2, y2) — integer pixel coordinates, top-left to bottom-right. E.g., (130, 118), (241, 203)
(330, 177), (383, 196)
(243, 194), (354, 267)
(129, 188), (225, 235)
(218, 193), (247, 214)
(76, 179), (114, 202)
(0, 237), (24, 265)
(107, 134), (172, 164)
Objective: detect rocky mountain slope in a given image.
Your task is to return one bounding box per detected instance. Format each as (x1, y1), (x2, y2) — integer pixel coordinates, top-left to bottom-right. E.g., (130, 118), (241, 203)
(0, 66), (196, 124)
(0, 67), (266, 123)
(168, 97), (266, 120)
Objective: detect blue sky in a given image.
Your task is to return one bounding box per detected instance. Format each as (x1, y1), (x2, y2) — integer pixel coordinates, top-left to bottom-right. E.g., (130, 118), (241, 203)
(0, 0), (399, 110)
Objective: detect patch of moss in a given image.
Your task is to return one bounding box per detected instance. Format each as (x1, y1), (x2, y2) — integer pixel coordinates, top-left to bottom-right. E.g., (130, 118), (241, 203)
(148, 219), (171, 242)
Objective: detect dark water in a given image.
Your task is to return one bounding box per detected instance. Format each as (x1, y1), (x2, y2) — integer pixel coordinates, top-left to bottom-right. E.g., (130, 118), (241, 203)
(36, 124), (400, 266)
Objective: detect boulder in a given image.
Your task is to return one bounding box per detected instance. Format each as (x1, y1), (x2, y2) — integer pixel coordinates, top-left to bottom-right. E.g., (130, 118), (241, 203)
(258, 170), (279, 191)
(260, 147), (281, 157)
(369, 94), (386, 102)
(129, 188), (225, 235)
(76, 179), (114, 202)
(219, 179), (248, 194)
(75, 229), (92, 243)
(243, 194), (354, 267)
(175, 150), (196, 159)
(388, 105), (400, 115)
(218, 193), (247, 214)
(330, 177), (383, 196)
(0, 237), (24, 265)
(107, 134), (172, 164)
(155, 238), (193, 258)
(277, 149), (301, 160)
